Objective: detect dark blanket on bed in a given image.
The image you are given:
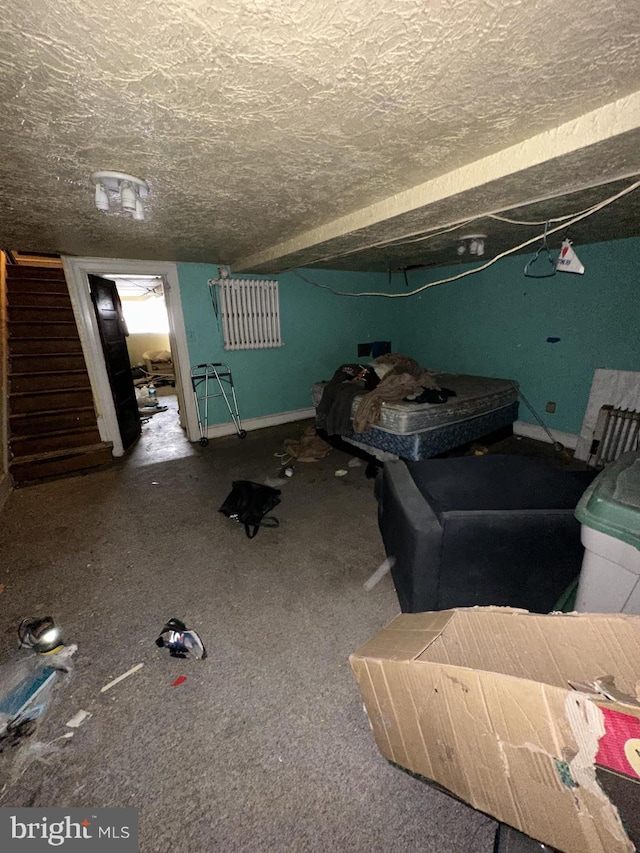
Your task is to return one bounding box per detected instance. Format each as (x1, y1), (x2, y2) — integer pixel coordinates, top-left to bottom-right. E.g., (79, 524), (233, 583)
(317, 354), (448, 435)
(315, 371), (365, 436)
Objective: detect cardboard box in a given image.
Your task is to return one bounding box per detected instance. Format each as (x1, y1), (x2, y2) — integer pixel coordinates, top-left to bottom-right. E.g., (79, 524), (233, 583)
(350, 608), (640, 853)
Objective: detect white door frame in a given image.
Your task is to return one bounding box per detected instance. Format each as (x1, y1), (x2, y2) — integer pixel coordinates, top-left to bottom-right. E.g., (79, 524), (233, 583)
(62, 256), (198, 456)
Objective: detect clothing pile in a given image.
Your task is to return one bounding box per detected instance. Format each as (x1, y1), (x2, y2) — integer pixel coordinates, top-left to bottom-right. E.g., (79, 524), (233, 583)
(316, 353), (455, 435)
(283, 426), (332, 462)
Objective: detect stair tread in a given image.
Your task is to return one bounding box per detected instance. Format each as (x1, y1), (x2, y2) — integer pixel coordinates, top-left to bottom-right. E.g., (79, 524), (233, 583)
(7, 270), (66, 278)
(9, 350), (82, 361)
(11, 425), (99, 441)
(10, 386), (92, 397)
(9, 311), (74, 317)
(9, 338), (82, 344)
(7, 277), (67, 285)
(9, 319), (77, 325)
(11, 369), (88, 378)
(7, 288), (71, 308)
(10, 405), (96, 420)
(9, 425), (99, 443)
(11, 442), (113, 465)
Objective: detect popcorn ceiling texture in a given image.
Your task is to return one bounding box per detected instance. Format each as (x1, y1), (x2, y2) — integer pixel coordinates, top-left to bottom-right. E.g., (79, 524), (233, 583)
(1, 0), (640, 270)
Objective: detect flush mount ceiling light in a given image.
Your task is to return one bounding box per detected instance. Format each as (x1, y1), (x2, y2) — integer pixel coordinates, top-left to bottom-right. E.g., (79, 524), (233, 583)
(457, 234), (487, 257)
(90, 171), (149, 221)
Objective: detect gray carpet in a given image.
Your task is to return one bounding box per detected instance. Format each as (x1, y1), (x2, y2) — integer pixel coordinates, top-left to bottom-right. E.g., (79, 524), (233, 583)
(0, 403), (498, 852)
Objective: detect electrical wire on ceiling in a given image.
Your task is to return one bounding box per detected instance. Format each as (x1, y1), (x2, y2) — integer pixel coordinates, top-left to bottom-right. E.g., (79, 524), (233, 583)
(109, 275), (163, 297)
(292, 178), (640, 298)
(488, 204), (600, 226)
(284, 173), (640, 271)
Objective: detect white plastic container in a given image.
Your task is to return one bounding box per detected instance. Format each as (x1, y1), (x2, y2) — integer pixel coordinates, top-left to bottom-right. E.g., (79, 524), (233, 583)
(575, 452), (640, 613)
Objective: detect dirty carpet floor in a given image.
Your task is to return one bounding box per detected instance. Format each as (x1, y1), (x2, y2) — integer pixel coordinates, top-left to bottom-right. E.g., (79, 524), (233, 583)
(0, 405), (521, 852)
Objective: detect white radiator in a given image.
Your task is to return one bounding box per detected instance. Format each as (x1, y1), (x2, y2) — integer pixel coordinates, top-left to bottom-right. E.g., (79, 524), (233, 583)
(592, 405), (640, 466)
(217, 279), (282, 351)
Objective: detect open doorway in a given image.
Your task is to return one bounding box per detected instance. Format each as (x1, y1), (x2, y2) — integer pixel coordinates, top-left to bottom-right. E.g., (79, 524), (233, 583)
(107, 274), (177, 416)
(63, 257), (200, 459)
(103, 273), (192, 462)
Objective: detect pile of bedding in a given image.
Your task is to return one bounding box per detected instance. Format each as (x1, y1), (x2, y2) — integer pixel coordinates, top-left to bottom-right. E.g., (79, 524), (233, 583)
(316, 353), (455, 435)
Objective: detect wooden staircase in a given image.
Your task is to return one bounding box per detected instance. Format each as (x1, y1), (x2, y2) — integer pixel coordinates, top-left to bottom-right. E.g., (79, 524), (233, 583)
(6, 263), (114, 485)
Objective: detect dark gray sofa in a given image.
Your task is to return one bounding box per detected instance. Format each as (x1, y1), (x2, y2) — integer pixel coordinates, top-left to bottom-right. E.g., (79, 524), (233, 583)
(376, 455), (596, 614)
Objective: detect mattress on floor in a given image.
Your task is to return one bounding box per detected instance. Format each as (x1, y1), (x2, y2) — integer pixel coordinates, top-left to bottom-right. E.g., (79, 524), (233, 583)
(312, 373), (518, 435)
(346, 402), (520, 461)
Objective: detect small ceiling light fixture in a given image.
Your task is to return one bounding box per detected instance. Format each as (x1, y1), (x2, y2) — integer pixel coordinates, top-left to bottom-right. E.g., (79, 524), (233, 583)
(90, 171), (149, 220)
(457, 234), (487, 257)
(94, 182), (109, 212)
(133, 197), (145, 222)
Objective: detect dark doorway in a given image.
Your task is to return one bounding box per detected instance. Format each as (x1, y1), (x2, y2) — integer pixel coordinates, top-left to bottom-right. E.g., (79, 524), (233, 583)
(89, 274), (141, 451)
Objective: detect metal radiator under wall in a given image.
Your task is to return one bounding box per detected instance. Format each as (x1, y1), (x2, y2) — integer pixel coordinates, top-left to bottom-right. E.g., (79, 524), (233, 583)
(217, 279), (282, 351)
(592, 405), (640, 467)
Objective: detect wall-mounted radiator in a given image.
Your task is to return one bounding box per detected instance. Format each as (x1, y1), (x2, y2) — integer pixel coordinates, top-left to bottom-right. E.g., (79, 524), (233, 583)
(216, 279), (282, 351)
(592, 405), (640, 466)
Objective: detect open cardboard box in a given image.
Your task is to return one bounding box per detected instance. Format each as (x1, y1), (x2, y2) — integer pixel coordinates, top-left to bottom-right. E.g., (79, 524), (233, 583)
(350, 608), (640, 853)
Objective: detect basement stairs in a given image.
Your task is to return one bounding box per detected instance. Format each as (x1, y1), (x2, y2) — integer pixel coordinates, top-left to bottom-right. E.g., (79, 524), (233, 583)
(6, 263), (114, 485)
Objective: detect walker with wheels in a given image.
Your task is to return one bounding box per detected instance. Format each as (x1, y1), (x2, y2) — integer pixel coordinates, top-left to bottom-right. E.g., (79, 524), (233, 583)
(190, 363), (247, 446)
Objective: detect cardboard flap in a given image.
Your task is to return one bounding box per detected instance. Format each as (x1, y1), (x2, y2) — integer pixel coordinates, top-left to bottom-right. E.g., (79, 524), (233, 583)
(569, 676), (640, 709)
(350, 610), (457, 663)
(413, 609), (640, 697)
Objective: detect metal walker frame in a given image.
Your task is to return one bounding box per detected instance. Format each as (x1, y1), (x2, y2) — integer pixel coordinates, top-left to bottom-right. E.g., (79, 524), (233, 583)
(190, 363), (247, 446)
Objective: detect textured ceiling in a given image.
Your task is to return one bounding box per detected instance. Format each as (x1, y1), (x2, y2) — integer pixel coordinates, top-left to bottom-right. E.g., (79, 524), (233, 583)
(1, 0), (640, 273)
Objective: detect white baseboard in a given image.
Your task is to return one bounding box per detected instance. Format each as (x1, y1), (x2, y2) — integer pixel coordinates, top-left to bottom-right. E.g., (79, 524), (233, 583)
(513, 420), (579, 449)
(205, 407), (315, 439)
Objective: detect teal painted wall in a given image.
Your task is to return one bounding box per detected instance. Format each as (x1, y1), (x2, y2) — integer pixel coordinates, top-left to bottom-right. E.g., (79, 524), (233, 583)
(177, 237), (638, 435)
(176, 264), (403, 424)
(393, 237), (640, 435)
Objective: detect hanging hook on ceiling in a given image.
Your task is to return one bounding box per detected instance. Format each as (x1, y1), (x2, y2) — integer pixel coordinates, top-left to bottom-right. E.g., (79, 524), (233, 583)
(524, 220), (556, 278)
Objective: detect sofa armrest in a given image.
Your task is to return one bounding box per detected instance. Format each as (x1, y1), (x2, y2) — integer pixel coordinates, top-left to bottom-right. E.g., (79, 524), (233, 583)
(378, 460), (444, 612)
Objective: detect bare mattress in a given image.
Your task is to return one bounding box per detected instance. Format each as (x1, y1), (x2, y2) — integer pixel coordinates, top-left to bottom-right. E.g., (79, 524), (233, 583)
(312, 373), (518, 435)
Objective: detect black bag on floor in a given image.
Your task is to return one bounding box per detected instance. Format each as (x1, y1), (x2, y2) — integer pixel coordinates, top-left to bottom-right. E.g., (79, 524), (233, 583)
(219, 480), (281, 539)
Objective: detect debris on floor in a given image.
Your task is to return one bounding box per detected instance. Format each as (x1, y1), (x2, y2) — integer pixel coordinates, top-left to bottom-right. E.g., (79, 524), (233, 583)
(334, 469), (348, 477)
(155, 618), (207, 660)
(0, 621), (76, 787)
(282, 426), (331, 462)
(18, 615), (64, 653)
(172, 676), (187, 687)
(364, 556), (395, 591)
(100, 663), (144, 694)
(65, 709), (92, 729)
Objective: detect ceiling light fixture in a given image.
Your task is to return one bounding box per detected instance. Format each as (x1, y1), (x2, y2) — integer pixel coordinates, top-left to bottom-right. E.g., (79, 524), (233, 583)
(133, 197), (145, 222)
(457, 234), (487, 257)
(94, 182), (109, 212)
(90, 171), (149, 220)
